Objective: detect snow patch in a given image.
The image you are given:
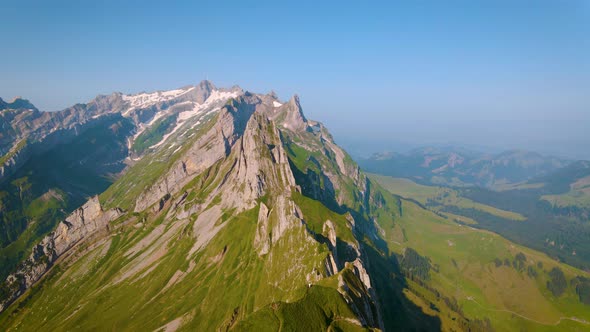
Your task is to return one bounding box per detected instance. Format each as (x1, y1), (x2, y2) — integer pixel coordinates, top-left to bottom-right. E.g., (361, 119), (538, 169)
(147, 90), (240, 149)
(273, 101), (283, 107)
(121, 86), (195, 116)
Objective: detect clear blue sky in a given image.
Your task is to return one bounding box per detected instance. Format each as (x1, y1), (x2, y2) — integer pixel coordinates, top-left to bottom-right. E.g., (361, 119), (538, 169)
(1, 0), (589, 158)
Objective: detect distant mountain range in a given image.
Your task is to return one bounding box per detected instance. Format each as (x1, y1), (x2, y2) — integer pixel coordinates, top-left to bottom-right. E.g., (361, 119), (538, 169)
(359, 146), (571, 189)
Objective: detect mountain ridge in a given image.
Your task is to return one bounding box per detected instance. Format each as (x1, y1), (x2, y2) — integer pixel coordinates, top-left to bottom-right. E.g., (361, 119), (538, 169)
(360, 146), (570, 189)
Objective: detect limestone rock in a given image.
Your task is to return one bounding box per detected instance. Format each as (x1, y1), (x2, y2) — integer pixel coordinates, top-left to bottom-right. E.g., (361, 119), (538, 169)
(254, 202), (271, 255)
(0, 196), (122, 312)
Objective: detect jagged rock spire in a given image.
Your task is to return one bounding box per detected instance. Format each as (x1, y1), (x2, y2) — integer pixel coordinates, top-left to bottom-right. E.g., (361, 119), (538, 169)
(279, 94), (307, 131)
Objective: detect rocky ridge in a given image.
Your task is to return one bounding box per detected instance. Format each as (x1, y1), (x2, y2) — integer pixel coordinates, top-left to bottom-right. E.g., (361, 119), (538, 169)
(0, 196), (122, 311)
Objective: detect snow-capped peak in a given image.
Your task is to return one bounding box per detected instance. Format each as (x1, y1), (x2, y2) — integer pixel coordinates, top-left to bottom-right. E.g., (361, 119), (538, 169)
(148, 89), (241, 149)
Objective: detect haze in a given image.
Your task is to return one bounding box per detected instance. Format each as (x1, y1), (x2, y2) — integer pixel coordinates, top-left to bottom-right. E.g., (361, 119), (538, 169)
(1, 1), (588, 159)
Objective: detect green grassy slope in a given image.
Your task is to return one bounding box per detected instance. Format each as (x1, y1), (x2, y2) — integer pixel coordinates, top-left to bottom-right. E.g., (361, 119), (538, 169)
(370, 173), (590, 271)
(369, 174), (525, 221)
(373, 183), (590, 331)
(0, 205), (314, 330)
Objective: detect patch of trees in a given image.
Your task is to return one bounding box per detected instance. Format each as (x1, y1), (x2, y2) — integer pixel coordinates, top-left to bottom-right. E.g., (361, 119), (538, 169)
(547, 267), (567, 297)
(512, 252), (526, 271)
(400, 247), (431, 280)
(494, 253), (541, 279)
(494, 258), (502, 267)
(571, 276), (590, 305)
(527, 266), (538, 278)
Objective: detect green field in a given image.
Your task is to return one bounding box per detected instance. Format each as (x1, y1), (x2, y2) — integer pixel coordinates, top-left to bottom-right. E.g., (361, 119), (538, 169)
(373, 179), (590, 331)
(369, 174), (526, 221)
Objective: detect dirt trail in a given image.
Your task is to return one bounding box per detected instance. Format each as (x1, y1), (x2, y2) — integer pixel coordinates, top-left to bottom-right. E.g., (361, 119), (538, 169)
(467, 298), (589, 327)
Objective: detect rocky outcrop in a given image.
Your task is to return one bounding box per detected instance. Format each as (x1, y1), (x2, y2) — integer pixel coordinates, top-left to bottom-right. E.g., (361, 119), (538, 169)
(132, 94), (303, 258)
(221, 112), (297, 210)
(0, 139), (31, 178)
(254, 202), (271, 255)
(323, 220), (339, 275)
(187, 80), (216, 104)
(134, 103), (251, 212)
(225, 112), (306, 255)
(264, 95), (308, 132)
(0, 196), (123, 312)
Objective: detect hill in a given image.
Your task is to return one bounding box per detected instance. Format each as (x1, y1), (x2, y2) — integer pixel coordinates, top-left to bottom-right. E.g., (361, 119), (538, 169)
(359, 147), (569, 189)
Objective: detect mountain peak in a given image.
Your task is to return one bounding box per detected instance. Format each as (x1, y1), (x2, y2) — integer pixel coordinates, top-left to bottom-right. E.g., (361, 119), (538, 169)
(288, 94), (301, 107)
(197, 79), (216, 92)
(0, 97), (37, 111)
(269, 94), (307, 132)
(268, 90), (279, 99)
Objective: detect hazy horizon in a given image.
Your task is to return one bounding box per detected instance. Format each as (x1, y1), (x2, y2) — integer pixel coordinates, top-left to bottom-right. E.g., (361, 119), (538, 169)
(2, 1), (588, 159)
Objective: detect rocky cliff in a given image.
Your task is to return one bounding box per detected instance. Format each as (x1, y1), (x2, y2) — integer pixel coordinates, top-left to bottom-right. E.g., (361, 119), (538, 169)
(0, 196), (122, 312)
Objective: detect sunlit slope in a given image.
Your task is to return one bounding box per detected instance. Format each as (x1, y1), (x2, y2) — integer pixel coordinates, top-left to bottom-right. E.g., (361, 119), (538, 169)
(369, 174), (525, 221)
(375, 185), (590, 331)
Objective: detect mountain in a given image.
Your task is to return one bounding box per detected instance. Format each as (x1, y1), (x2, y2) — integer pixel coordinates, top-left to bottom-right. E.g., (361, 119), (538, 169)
(0, 83), (588, 331)
(0, 83), (438, 330)
(359, 147), (569, 189)
(0, 97), (38, 112)
(0, 82), (239, 281)
(534, 161), (590, 208)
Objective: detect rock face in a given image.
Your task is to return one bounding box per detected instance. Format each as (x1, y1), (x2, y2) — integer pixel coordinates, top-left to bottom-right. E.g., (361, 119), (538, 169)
(133, 94), (253, 212)
(133, 93), (303, 256)
(323, 220), (339, 274)
(254, 202), (271, 255)
(221, 111), (297, 209)
(265, 94), (308, 132)
(0, 196), (122, 312)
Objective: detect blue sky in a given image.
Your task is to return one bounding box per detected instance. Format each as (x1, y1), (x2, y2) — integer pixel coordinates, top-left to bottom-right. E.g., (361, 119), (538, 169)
(1, 0), (589, 158)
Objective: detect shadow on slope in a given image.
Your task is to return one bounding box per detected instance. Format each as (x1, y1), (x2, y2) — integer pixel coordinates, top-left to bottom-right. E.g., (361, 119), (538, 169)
(289, 154), (441, 330)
